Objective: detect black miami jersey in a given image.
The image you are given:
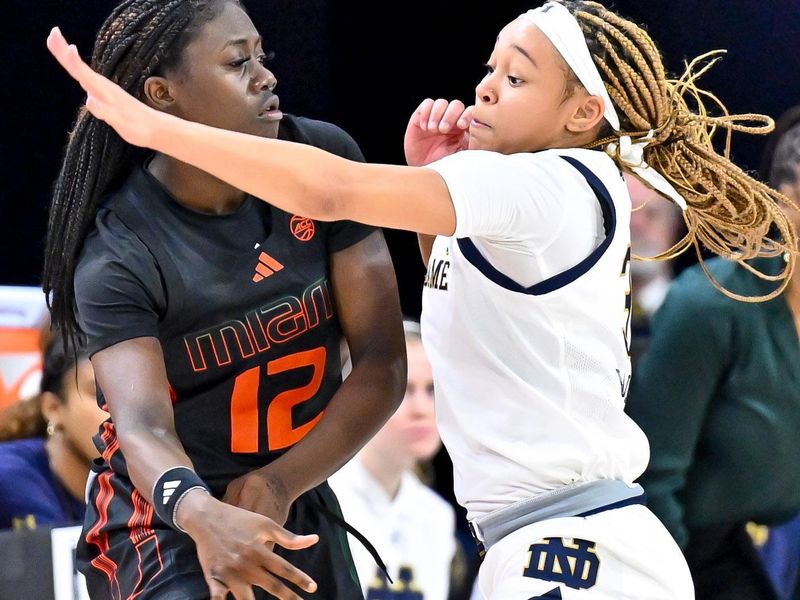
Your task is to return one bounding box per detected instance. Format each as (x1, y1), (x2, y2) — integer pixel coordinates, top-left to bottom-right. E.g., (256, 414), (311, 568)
(74, 114), (375, 496)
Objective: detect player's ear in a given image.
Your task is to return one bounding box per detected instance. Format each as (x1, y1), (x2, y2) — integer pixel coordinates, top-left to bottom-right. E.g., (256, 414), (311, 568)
(143, 76), (176, 110)
(40, 391), (64, 433)
(565, 95), (605, 134)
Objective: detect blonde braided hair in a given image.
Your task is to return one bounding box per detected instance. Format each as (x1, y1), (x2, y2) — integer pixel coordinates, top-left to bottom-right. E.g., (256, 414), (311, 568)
(560, 0), (797, 301)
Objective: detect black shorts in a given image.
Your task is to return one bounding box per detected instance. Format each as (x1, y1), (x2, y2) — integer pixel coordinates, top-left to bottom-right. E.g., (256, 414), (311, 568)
(77, 467), (362, 599)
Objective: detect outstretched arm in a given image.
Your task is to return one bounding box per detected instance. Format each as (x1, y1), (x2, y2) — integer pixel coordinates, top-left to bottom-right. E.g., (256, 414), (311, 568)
(47, 28), (458, 236)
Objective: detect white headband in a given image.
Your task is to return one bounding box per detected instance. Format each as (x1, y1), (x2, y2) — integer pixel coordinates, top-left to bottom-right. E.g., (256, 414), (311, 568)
(522, 2), (619, 130)
(521, 2), (687, 210)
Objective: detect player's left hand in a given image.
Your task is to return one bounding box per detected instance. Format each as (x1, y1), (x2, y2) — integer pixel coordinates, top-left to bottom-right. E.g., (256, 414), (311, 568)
(46, 26), (162, 149)
(404, 98), (474, 167)
(223, 469), (292, 526)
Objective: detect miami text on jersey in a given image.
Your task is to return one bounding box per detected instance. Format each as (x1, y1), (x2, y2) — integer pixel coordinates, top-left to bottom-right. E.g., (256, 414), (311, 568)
(183, 278), (333, 372)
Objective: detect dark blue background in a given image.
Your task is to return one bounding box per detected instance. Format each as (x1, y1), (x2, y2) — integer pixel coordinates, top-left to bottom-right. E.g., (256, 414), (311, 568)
(2, 0), (799, 317)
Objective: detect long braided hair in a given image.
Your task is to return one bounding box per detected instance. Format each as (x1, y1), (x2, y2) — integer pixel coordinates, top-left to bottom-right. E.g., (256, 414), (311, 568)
(557, 0), (797, 301)
(43, 0), (240, 342)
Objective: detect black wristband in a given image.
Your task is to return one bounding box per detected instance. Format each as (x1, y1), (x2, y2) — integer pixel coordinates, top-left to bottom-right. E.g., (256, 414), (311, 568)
(152, 466), (211, 532)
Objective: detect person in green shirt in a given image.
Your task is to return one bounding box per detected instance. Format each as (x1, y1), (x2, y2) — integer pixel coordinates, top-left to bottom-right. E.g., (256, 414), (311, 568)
(627, 105), (800, 600)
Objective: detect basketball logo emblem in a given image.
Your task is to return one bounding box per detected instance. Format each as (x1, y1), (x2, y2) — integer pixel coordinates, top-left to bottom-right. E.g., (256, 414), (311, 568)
(291, 216), (316, 241)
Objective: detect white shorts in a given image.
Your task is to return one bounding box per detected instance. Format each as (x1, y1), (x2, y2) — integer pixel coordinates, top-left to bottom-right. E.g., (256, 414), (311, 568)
(472, 505), (693, 600)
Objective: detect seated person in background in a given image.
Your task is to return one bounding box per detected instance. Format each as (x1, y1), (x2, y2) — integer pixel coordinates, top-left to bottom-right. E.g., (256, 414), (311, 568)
(0, 335), (106, 529)
(625, 174), (683, 365)
(750, 104), (800, 600)
(330, 320), (456, 600)
(626, 104), (800, 600)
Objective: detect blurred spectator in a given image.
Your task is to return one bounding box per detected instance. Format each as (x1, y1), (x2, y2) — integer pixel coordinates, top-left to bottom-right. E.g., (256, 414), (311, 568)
(626, 107), (800, 599)
(625, 174), (683, 364)
(331, 320), (456, 600)
(752, 105), (800, 600)
(0, 334), (106, 530)
(753, 513), (800, 600)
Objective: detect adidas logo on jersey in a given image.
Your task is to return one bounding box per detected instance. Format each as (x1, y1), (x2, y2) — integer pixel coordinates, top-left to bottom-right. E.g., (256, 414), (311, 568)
(162, 480), (180, 505)
(252, 251), (284, 283)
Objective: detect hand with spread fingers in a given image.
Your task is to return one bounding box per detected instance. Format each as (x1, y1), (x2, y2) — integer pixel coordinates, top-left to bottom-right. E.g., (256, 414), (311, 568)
(177, 490), (318, 600)
(403, 98), (474, 167)
(46, 27), (163, 149)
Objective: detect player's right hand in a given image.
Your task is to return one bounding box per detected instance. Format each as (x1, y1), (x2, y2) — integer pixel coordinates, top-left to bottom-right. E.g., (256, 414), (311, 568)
(177, 490), (319, 600)
(404, 98), (474, 167)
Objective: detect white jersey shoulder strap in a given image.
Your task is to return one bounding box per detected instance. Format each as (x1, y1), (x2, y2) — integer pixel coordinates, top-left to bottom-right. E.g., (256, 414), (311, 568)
(455, 155), (617, 295)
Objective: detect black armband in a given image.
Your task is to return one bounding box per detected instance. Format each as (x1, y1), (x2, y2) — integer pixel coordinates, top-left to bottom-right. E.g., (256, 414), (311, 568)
(152, 466), (211, 532)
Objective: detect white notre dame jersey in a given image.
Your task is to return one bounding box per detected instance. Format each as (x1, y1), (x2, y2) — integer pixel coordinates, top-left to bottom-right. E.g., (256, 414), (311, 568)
(423, 148), (650, 520)
(329, 459), (456, 600)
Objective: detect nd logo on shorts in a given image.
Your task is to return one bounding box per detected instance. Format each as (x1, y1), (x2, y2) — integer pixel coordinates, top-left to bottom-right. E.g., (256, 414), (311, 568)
(523, 537), (600, 590)
(366, 566), (423, 599)
(290, 215), (316, 241)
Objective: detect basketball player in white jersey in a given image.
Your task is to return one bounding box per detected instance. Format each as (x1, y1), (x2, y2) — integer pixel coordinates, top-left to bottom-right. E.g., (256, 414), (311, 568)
(48, 1), (795, 598)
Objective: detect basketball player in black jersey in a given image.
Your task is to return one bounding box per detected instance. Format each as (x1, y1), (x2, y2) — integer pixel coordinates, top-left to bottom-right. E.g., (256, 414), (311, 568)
(42, 2), (406, 599)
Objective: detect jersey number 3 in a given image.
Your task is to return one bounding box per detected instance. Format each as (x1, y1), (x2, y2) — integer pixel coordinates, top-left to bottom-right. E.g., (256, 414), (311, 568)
(229, 347), (326, 453)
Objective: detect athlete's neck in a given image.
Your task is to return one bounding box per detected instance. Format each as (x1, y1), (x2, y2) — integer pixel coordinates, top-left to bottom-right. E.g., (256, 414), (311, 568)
(359, 451), (410, 500)
(147, 153), (247, 215)
(45, 435), (90, 502)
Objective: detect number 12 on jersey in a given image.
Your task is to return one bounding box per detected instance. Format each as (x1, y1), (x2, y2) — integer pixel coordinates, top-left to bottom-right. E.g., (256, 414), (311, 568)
(229, 346), (326, 453)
